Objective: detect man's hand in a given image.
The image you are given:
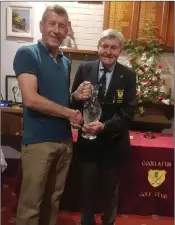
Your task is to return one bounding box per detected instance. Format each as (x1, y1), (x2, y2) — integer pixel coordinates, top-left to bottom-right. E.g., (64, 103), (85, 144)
(82, 121), (104, 135)
(70, 122), (82, 129)
(69, 110), (83, 127)
(72, 81), (92, 101)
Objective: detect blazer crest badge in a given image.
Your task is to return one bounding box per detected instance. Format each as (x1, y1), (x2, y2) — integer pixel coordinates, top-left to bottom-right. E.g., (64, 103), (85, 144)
(116, 89), (124, 103)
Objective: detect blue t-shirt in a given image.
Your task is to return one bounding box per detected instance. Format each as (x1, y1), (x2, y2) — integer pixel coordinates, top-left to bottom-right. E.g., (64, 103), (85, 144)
(13, 41), (72, 144)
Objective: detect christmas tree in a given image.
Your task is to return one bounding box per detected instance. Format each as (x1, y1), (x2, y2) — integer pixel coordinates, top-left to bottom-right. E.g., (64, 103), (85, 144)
(124, 21), (172, 115)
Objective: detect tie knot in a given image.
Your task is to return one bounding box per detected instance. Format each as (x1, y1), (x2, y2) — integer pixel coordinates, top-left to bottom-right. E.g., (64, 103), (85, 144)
(103, 67), (109, 74)
(101, 67), (110, 74)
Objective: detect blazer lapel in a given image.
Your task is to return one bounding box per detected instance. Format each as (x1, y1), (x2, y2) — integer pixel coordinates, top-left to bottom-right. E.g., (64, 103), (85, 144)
(105, 62), (125, 102)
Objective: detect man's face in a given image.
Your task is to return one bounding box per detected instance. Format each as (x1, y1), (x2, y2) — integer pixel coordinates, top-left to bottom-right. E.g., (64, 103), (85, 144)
(98, 37), (122, 68)
(40, 11), (68, 48)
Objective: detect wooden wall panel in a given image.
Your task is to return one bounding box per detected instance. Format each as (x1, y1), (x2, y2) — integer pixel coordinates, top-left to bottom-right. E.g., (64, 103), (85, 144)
(104, 1), (174, 51)
(137, 2), (169, 42)
(166, 1), (174, 49)
(106, 2), (140, 40)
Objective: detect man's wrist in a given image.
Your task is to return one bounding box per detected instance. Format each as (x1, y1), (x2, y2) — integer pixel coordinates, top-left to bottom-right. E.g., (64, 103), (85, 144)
(63, 107), (73, 120)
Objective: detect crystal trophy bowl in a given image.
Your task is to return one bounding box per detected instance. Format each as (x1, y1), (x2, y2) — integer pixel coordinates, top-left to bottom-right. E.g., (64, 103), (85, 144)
(81, 84), (102, 140)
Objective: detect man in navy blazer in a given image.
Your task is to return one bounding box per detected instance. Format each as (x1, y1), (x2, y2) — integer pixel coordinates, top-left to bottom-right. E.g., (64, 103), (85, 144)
(71, 29), (136, 225)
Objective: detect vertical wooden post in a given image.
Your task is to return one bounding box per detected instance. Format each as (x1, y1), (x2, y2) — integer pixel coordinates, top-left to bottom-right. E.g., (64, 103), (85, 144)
(103, 2), (110, 30)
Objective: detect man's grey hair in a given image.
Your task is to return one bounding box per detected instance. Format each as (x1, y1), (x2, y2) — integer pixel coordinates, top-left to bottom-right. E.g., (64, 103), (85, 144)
(97, 29), (125, 50)
(42, 4), (69, 21)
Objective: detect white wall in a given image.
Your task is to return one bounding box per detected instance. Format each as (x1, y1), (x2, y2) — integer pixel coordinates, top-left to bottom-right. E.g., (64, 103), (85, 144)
(0, 1), (174, 99)
(0, 1), (104, 99)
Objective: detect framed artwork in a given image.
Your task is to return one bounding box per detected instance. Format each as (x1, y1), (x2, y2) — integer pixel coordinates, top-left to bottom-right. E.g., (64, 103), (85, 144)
(5, 75), (22, 103)
(7, 5), (34, 38)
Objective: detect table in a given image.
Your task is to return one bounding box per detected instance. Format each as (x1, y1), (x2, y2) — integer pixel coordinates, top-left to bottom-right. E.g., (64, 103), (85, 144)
(118, 131), (174, 216)
(60, 131), (174, 217)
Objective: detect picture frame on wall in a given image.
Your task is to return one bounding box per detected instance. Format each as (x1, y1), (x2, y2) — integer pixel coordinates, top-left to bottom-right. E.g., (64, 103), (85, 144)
(7, 5), (34, 38)
(5, 75), (22, 103)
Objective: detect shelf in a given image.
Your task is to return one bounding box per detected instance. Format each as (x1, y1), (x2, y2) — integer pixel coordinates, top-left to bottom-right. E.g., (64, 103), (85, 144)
(61, 48), (98, 61)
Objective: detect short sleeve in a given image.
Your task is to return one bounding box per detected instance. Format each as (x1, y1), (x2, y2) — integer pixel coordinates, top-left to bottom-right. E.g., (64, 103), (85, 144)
(13, 47), (38, 77)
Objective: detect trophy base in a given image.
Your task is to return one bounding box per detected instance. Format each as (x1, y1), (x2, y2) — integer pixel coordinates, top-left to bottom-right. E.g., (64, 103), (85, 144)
(81, 133), (97, 140)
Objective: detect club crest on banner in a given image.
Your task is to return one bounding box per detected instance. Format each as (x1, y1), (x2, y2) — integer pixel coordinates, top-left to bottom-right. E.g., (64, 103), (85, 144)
(148, 170), (167, 188)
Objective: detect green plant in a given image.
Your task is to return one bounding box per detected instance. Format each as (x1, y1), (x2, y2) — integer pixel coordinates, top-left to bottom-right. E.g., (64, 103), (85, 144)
(124, 21), (171, 115)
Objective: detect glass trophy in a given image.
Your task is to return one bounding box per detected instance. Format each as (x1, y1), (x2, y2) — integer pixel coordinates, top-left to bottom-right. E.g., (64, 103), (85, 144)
(81, 84), (102, 140)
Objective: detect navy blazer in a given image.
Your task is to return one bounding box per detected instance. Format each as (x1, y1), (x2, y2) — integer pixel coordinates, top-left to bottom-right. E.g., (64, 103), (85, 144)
(71, 60), (136, 164)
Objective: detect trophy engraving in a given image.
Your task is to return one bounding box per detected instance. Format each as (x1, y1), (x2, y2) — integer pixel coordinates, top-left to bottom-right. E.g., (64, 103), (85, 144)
(81, 84), (102, 140)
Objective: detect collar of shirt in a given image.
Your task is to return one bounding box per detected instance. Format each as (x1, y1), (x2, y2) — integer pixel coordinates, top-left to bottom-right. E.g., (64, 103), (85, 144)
(99, 61), (116, 74)
(38, 40), (64, 60)
(98, 61), (116, 94)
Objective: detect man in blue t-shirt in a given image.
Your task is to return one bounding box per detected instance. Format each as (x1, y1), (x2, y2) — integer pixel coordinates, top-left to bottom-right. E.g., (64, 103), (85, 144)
(13, 4), (91, 225)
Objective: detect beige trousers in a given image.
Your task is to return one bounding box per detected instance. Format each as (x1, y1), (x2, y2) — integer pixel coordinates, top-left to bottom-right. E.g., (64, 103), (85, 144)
(16, 140), (73, 225)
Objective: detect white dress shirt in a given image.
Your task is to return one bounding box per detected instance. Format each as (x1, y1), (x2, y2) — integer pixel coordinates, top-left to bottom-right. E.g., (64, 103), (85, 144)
(98, 61), (115, 95)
